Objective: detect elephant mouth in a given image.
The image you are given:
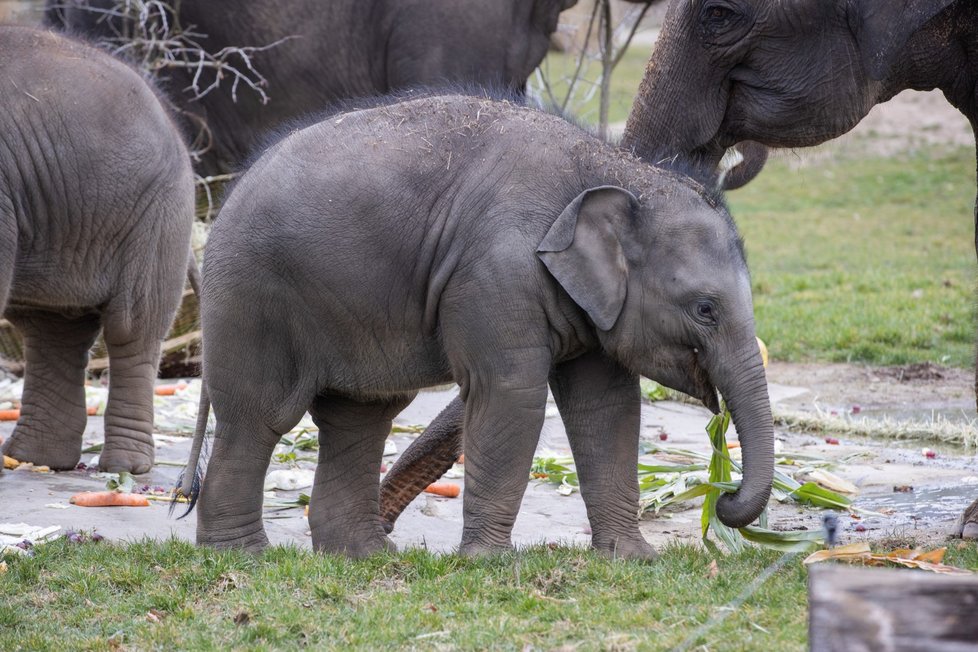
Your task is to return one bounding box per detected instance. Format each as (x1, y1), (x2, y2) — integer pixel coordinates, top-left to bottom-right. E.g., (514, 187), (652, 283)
(691, 352), (722, 414)
(649, 350), (720, 414)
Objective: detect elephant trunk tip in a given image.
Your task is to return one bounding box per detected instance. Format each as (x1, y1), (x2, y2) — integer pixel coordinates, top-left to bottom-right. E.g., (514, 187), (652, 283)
(715, 487), (772, 530)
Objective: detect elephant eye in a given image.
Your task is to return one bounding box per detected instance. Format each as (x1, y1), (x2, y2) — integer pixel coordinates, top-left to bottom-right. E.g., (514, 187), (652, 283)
(707, 6), (731, 19)
(695, 300), (717, 322)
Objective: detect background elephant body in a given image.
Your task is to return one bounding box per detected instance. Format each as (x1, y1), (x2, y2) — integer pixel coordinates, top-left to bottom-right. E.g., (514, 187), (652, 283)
(196, 95), (774, 558)
(0, 27), (194, 474)
(47, 0), (577, 174)
(621, 0), (977, 538)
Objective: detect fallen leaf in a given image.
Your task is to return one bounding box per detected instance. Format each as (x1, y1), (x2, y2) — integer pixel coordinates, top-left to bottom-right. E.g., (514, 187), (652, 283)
(706, 559), (719, 579)
(146, 610), (163, 624)
(804, 542), (871, 565)
(3, 455), (19, 470)
(804, 543), (972, 575)
(0, 561), (7, 574)
(807, 469), (858, 495)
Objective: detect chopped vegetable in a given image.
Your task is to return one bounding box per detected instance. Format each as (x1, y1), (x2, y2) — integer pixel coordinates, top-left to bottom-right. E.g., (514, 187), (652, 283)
(0, 409), (20, 421)
(69, 491), (150, 507)
(424, 482), (460, 498)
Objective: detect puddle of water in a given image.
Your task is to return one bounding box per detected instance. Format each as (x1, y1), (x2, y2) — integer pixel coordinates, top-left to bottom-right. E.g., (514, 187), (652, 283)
(856, 484), (977, 531)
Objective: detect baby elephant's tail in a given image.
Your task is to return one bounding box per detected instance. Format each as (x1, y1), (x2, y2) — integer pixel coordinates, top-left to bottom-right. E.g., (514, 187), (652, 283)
(171, 381), (209, 518)
(171, 252), (208, 517)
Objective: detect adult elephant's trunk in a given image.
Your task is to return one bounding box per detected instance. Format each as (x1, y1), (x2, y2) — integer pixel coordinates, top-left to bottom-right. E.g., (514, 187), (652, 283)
(708, 342), (775, 529)
(619, 2), (725, 175)
(618, 2), (768, 189)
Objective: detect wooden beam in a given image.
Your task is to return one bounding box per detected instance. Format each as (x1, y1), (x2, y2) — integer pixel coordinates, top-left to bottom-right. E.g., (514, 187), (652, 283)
(809, 565), (978, 651)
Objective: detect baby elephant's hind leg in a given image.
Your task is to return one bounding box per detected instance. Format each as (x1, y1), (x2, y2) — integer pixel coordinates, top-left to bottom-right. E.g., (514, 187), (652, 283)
(2, 310), (100, 470)
(309, 392), (416, 558)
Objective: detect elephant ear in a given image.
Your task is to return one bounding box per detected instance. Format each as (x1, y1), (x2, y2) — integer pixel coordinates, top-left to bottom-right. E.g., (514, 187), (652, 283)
(854, 0), (957, 80)
(537, 186), (638, 331)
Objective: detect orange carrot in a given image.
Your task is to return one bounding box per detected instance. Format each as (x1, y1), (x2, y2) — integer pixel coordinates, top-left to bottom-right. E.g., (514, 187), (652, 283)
(726, 441), (741, 450)
(0, 409), (20, 421)
(424, 482), (460, 498)
(69, 491), (150, 507)
(86, 406), (98, 416)
(457, 454), (465, 464)
(154, 381), (189, 396)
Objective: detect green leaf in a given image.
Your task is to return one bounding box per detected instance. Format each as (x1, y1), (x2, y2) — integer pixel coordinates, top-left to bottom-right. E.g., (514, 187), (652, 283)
(639, 378), (670, 402)
(105, 472), (135, 493)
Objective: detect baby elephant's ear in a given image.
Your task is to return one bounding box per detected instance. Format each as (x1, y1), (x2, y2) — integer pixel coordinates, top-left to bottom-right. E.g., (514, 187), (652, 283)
(537, 186), (638, 331)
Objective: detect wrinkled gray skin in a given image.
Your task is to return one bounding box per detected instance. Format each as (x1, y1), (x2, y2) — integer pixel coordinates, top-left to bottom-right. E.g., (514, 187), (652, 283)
(47, 0), (577, 176)
(621, 0), (978, 539)
(194, 95), (774, 558)
(0, 27), (194, 474)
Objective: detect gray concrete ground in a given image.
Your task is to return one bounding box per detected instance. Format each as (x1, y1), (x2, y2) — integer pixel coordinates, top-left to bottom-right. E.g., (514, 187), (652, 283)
(2, 370), (976, 554)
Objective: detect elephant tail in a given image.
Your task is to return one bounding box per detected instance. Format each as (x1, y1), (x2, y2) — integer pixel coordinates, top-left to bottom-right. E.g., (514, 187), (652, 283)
(187, 250), (202, 297)
(378, 395), (465, 533)
(171, 380), (210, 518)
(170, 249), (208, 517)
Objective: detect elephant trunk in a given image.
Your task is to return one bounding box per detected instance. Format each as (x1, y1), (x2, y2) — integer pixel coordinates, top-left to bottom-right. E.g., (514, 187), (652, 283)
(619, 3), (726, 178)
(709, 344), (775, 529)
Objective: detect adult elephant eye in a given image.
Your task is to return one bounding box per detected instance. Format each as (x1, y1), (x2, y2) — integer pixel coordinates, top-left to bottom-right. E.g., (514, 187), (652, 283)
(698, 2), (751, 44)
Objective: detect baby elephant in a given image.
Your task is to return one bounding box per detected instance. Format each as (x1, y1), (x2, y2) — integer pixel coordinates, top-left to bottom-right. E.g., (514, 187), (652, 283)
(0, 27), (194, 473)
(194, 95), (774, 558)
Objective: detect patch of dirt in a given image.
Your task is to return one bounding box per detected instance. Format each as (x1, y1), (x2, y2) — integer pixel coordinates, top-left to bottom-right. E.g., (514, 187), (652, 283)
(766, 360), (974, 413)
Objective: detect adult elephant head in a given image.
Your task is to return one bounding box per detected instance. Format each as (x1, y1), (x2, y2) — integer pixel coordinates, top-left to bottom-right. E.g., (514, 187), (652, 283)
(621, 0), (966, 187)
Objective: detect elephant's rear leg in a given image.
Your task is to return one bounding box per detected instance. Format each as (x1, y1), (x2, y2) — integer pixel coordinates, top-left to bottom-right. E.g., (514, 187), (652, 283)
(195, 414), (285, 551)
(309, 392), (415, 557)
(1, 310), (101, 470)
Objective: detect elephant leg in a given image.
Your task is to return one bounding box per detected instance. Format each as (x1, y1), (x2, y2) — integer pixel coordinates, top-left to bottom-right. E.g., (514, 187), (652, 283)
(96, 312), (168, 474)
(458, 366), (550, 557)
(379, 395), (465, 533)
(308, 392), (415, 557)
(955, 497), (978, 540)
(550, 351), (655, 561)
(196, 413), (288, 552)
(2, 310), (101, 470)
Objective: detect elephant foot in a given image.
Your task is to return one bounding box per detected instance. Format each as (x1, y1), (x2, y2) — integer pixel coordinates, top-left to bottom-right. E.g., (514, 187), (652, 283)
(313, 533), (396, 559)
(953, 498), (978, 540)
(458, 540), (514, 558)
(197, 526), (270, 553)
(98, 441), (155, 475)
(1, 429), (81, 471)
(592, 534), (658, 562)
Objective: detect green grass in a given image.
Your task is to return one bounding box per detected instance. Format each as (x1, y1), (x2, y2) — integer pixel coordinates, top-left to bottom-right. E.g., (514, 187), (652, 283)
(3, 539), (975, 650)
(729, 147), (977, 367)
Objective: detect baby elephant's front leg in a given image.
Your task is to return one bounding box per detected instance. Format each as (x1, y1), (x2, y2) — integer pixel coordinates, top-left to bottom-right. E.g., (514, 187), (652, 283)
(308, 392), (415, 558)
(460, 378), (550, 557)
(550, 351), (656, 561)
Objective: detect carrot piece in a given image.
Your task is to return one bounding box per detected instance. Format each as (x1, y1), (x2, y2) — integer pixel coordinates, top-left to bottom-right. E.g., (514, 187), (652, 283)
(0, 409), (20, 421)
(86, 406), (98, 416)
(726, 441), (741, 450)
(154, 384), (179, 396)
(456, 454), (465, 464)
(69, 491), (150, 507)
(424, 482), (460, 498)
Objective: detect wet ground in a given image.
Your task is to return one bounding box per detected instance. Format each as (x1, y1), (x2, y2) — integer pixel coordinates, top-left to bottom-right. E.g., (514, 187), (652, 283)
(1, 363), (975, 554)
